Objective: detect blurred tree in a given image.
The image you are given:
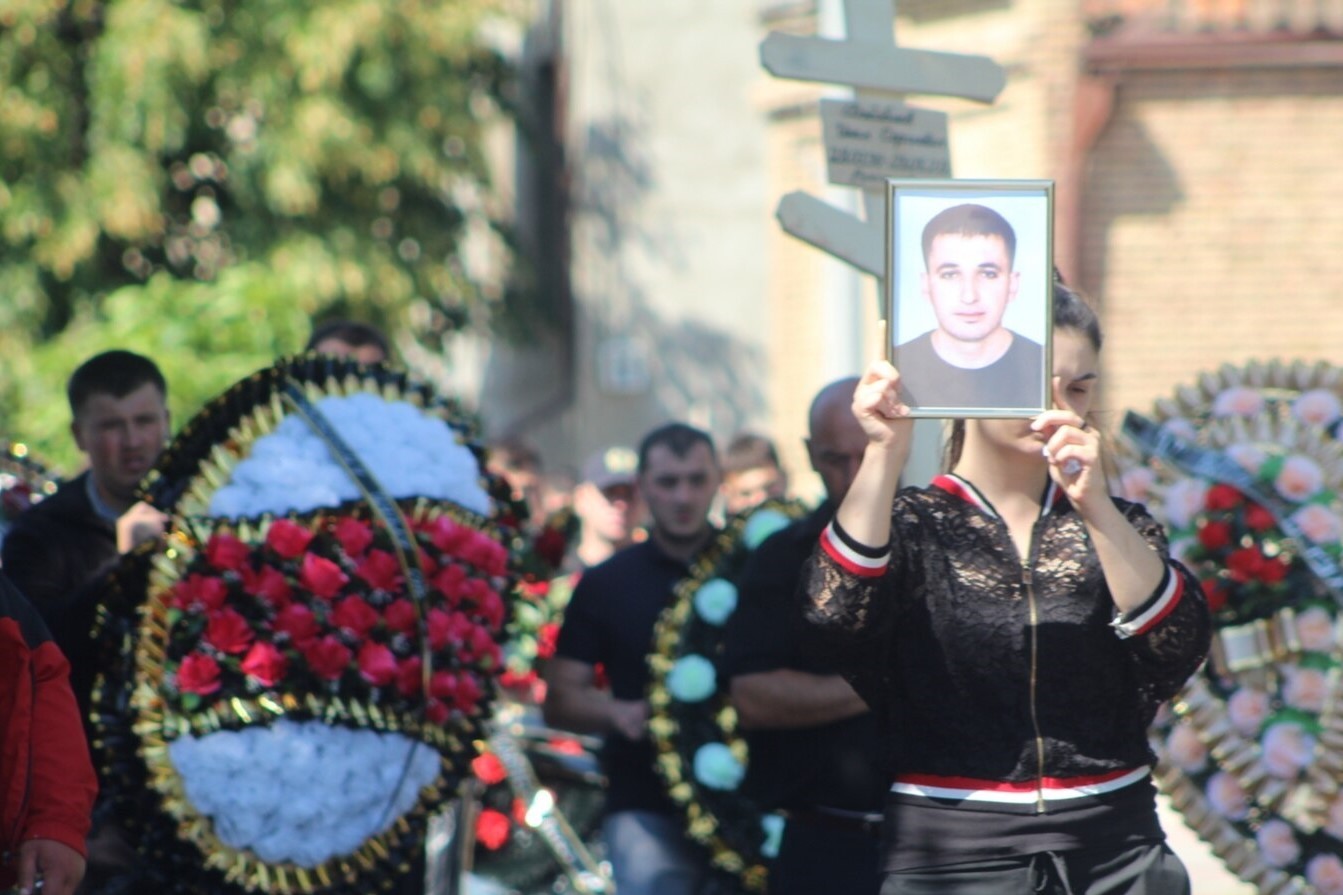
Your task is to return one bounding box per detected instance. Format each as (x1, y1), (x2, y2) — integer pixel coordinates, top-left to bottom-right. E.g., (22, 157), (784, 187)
(0, 0), (524, 468)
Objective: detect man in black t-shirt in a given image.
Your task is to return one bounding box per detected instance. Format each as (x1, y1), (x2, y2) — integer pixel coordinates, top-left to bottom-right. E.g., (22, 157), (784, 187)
(544, 423), (720, 895)
(724, 378), (886, 895)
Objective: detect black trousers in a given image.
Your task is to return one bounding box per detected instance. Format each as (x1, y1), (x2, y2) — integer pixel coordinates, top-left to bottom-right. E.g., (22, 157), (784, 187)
(771, 814), (882, 895)
(881, 842), (1190, 895)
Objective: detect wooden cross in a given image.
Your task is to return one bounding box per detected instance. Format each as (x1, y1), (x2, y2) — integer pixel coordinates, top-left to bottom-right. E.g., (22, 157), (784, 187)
(760, 0), (1006, 278)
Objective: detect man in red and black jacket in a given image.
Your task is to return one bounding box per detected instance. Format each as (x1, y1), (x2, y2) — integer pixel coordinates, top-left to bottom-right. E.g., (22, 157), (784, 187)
(1, 572), (96, 895)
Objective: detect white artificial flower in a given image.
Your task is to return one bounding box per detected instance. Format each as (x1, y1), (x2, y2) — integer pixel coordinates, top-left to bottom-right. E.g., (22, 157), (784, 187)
(1291, 505), (1343, 547)
(1164, 723), (1208, 774)
(692, 742), (745, 791)
(1275, 455), (1325, 503)
(1309, 854), (1343, 895)
(1161, 478), (1209, 530)
(1294, 389), (1343, 427)
(1256, 818), (1300, 868)
(1225, 443), (1268, 476)
(1260, 721), (1315, 778)
(208, 395), (491, 518)
(667, 654), (717, 703)
(693, 579), (738, 626)
(1227, 688), (1271, 738)
(1212, 387), (1265, 418)
(1205, 771), (1249, 821)
(168, 718), (442, 867)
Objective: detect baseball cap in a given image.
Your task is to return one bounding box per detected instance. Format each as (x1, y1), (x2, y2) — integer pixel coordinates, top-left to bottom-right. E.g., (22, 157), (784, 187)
(581, 446), (638, 489)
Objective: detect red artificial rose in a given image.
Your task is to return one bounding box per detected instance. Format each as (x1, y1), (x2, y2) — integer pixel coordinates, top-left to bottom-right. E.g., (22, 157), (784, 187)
(242, 565), (294, 609)
(466, 623), (501, 667)
(266, 519), (316, 559)
(461, 531), (509, 577)
(355, 549), (403, 592)
(204, 608), (255, 655)
(423, 516), (472, 554)
(384, 598), (419, 636)
(475, 808), (511, 851)
(396, 656), (424, 697)
(471, 752), (508, 786)
(427, 608), (473, 651)
(533, 527), (568, 570)
(425, 697), (450, 725)
(499, 669), (537, 694)
(1196, 520), (1233, 551)
(332, 595), (380, 639)
(1205, 484), (1244, 512)
(517, 580), (550, 600)
(429, 670), (460, 700)
(454, 672), (483, 710)
(510, 798), (528, 826)
(536, 623), (560, 660)
(430, 564), (468, 603)
(333, 516), (375, 558)
(548, 737), (586, 757)
(1259, 556), (1290, 584)
(302, 635), (352, 681)
(172, 574), (229, 612)
(300, 553), (349, 600)
(357, 641), (398, 686)
(468, 583), (505, 632)
(176, 653), (222, 695)
(205, 533), (252, 573)
(1226, 546), (1266, 582)
(1244, 503), (1277, 532)
(240, 641), (288, 687)
(273, 603), (319, 646)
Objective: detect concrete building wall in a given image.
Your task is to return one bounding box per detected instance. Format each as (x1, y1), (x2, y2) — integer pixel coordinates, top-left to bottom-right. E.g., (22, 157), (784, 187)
(486, 0), (776, 474)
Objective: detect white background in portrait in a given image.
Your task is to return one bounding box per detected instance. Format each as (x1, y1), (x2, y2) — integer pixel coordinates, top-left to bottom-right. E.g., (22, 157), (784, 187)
(891, 190), (1049, 347)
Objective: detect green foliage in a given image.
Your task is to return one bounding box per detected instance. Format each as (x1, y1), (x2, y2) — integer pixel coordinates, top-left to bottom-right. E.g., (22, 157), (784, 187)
(0, 0), (520, 468)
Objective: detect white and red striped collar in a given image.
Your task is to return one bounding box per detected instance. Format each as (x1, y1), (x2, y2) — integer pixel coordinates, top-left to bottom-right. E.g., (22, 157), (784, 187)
(931, 474), (1067, 520)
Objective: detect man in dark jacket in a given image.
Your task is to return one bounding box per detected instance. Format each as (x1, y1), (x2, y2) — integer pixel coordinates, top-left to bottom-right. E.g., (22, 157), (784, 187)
(2, 350), (170, 718)
(0, 572), (97, 895)
(2, 350), (169, 891)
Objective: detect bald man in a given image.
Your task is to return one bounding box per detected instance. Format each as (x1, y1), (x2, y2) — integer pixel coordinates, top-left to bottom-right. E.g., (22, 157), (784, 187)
(723, 378), (885, 895)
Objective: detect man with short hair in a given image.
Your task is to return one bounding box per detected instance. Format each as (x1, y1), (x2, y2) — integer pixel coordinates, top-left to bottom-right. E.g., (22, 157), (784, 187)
(543, 423), (719, 895)
(894, 203), (1044, 410)
(719, 431), (788, 516)
(3, 350), (171, 714)
(3, 350), (170, 892)
(570, 445), (643, 570)
(724, 377), (886, 895)
(306, 319), (392, 365)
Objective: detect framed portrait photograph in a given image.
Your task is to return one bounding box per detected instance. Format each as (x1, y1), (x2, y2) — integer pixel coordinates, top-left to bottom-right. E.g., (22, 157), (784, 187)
(885, 178), (1054, 419)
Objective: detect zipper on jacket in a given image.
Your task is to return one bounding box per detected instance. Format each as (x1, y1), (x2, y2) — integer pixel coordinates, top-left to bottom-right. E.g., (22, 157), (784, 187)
(1023, 561), (1047, 814)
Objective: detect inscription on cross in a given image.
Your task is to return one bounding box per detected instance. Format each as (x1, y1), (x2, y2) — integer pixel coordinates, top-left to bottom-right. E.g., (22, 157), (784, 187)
(759, 0), (1006, 280)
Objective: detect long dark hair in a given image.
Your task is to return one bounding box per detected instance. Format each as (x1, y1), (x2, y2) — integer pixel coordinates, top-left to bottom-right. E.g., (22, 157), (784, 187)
(942, 281), (1102, 472)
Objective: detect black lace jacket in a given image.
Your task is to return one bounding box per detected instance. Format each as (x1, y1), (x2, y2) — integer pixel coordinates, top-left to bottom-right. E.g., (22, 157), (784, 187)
(801, 474), (1211, 790)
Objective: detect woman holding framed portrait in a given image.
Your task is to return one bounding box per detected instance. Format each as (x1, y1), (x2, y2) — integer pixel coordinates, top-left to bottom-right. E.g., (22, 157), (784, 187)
(800, 277), (1211, 894)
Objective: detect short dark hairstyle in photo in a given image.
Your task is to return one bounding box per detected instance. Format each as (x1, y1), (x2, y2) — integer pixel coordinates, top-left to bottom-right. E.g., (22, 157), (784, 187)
(66, 350), (167, 417)
(306, 319), (392, 359)
(920, 203), (1017, 268)
(637, 422), (716, 474)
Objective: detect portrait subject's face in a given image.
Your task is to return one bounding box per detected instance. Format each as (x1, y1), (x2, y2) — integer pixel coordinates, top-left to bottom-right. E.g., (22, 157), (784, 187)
(920, 233), (1021, 344)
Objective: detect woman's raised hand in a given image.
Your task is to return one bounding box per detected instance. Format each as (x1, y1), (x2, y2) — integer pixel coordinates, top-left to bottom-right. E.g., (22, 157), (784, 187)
(1032, 377), (1105, 510)
(853, 358), (914, 450)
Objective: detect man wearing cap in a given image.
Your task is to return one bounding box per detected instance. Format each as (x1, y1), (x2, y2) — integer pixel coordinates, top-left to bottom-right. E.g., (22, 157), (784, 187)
(569, 446), (644, 570)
